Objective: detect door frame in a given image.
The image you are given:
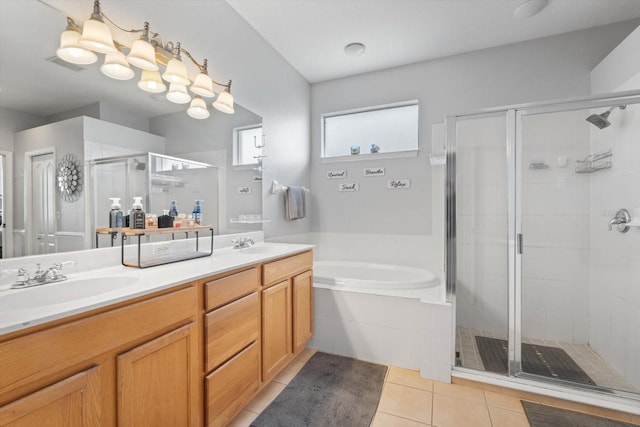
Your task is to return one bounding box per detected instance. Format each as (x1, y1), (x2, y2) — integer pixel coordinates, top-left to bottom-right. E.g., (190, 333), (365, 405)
(1, 150), (13, 258)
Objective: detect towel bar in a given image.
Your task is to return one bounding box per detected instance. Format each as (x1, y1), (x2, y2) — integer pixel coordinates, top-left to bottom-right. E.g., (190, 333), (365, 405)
(271, 180), (310, 194)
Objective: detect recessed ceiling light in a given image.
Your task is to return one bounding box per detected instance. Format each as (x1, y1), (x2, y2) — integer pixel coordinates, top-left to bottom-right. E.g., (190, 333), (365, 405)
(344, 42), (366, 57)
(514, 0), (547, 19)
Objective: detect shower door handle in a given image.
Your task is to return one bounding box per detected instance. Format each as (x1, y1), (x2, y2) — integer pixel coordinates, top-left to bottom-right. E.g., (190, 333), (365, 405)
(517, 234), (523, 254)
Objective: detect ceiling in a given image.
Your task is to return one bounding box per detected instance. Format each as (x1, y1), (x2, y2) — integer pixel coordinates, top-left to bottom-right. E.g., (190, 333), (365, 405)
(226, 0), (640, 83)
(0, 1), (639, 119)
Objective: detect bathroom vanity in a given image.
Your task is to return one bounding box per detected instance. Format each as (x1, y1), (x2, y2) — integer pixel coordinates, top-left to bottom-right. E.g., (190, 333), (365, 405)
(0, 244), (313, 427)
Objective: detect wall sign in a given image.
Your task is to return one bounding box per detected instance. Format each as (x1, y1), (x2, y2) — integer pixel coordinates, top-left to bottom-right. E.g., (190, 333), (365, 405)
(387, 179), (411, 189)
(237, 186), (252, 194)
(363, 167), (385, 177)
(338, 183), (359, 192)
(327, 170), (347, 179)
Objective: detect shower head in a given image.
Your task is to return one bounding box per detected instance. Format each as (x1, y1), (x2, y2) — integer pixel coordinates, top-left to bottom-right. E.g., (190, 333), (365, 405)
(586, 105), (626, 129)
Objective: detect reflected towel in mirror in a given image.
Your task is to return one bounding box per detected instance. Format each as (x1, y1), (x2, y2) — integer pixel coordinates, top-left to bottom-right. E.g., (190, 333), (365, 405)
(285, 186), (306, 220)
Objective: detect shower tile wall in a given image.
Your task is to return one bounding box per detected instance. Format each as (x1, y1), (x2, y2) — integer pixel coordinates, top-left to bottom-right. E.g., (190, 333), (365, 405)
(521, 110), (591, 344)
(588, 100), (640, 391)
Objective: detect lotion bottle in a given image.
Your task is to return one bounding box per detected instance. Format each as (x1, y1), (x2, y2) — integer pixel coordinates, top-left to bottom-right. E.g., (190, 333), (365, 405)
(108, 197), (124, 228)
(131, 197), (146, 229)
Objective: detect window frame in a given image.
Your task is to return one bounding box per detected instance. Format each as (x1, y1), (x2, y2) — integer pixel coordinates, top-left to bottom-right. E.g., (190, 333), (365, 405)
(320, 100), (419, 162)
(232, 123), (263, 167)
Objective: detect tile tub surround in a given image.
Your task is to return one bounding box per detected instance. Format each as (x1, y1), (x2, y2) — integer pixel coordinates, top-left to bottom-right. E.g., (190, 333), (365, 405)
(0, 236), (311, 334)
(309, 286), (453, 383)
(229, 349), (640, 427)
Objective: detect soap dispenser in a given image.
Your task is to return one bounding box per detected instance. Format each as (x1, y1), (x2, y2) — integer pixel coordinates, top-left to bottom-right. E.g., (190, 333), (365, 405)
(109, 197), (124, 228)
(131, 197), (146, 229)
(169, 200), (179, 217)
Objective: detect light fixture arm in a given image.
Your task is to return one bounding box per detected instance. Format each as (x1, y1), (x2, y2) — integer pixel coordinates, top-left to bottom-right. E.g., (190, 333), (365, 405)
(212, 79), (232, 92)
(90, 0), (104, 21)
(182, 49), (207, 74)
(65, 17), (81, 32)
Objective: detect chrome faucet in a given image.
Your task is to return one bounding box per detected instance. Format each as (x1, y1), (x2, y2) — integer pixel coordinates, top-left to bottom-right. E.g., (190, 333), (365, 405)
(608, 209), (630, 233)
(10, 262), (68, 289)
(232, 237), (255, 249)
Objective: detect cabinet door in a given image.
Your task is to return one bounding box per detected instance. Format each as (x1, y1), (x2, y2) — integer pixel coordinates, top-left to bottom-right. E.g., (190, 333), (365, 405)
(261, 280), (292, 381)
(0, 366), (101, 427)
(117, 323), (197, 427)
(292, 270), (313, 354)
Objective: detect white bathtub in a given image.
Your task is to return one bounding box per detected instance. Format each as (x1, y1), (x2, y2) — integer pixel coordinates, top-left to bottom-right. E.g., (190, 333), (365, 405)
(313, 261), (441, 299)
(310, 260), (451, 377)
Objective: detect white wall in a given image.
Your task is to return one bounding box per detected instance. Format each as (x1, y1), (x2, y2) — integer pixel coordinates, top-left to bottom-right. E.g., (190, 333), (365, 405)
(0, 107), (46, 153)
(589, 26), (640, 391)
(306, 21), (637, 269)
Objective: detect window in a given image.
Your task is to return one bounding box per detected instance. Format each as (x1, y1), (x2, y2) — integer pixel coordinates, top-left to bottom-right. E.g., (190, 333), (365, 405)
(233, 124), (263, 166)
(322, 101), (419, 159)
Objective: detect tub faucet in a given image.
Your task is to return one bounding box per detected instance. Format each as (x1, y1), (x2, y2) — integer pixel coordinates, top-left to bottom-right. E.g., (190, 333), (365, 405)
(608, 209), (630, 233)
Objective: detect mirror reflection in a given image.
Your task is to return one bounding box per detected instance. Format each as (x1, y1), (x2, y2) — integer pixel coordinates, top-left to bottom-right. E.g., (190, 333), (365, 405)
(0, 1), (263, 259)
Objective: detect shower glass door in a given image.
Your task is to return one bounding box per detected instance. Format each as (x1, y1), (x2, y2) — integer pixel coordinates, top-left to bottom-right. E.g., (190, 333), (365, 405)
(449, 111), (511, 373)
(449, 91), (640, 402)
(516, 97), (640, 397)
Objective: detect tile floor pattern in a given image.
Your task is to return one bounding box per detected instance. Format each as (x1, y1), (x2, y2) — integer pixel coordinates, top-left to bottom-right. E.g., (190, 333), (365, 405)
(456, 326), (638, 393)
(228, 348), (640, 427)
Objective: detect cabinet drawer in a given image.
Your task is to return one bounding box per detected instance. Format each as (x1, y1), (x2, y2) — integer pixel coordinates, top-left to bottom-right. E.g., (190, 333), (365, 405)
(262, 251), (313, 288)
(205, 268), (259, 311)
(205, 342), (259, 427)
(205, 293), (259, 372)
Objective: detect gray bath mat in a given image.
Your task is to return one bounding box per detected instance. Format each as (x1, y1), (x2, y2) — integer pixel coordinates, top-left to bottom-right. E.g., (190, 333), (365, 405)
(522, 401), (636, 427)
(251, 352), (387, 427)
(475, 336), (596, 386)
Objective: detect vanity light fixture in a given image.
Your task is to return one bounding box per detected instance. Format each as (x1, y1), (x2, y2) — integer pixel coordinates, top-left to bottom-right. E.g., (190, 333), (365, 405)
(55, 0), (234, 119)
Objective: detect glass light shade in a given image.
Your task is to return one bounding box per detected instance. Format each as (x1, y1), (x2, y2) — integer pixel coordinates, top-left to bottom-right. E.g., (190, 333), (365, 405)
(190, 73), (215, 98)
(162, 58), (190, 85)
(126, 39), (159, 71)
(213, 90), (234, 114)
(101, 52), (135, 80)
(166, 83), (192, 104)
(187, 97), (210, 119)
(78, 18), (117, 54)
(138, 69), (166, 93)
(57, 29), (98, 65)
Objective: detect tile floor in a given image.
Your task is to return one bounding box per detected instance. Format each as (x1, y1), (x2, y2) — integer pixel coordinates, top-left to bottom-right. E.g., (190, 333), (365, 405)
(456, 326), (638, 393)
(228, 347), (640, 427)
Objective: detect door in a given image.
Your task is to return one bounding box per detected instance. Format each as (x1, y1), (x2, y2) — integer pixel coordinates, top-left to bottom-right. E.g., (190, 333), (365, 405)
(517, 101), (640, 396)
(31, 153), (56, 254)
(0, 367), (101, 426)
(292, 270), (313, 354)
(261, 280), (292, 381)
(117, 324), (197, 427)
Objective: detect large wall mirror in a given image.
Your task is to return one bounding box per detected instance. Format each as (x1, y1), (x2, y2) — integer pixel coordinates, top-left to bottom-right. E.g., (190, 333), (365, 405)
(0, 1), (263, 259)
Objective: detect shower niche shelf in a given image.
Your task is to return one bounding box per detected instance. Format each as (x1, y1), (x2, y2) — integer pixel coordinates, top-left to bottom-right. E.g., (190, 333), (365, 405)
(575, 150), (612, 174)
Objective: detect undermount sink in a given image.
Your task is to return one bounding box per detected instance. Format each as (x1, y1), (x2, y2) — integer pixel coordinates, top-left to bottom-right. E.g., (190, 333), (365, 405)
(237, 244), (284, 255)
(0, 276), (139, 311)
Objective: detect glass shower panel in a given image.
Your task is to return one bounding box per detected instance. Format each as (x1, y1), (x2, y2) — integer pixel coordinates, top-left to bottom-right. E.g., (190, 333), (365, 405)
(453, 112), (510, 373)
(519, 104), (640, 395)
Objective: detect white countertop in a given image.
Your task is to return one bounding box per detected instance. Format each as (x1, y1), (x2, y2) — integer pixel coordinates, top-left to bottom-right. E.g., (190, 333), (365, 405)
(0, 242), (313, 336)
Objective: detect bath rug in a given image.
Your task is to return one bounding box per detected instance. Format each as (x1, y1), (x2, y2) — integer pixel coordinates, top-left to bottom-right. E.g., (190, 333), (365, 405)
(250, 352), (387, 427)
(522, 401), (636, 427)
(475, 336), (596, 386)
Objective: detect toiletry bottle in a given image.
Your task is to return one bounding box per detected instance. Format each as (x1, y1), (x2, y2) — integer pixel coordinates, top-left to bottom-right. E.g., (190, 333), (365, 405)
(169, 200), (179, 217)
(192, 200), (202, 225)
(131, 197), (146, 229)
(158, 209), (173, 228)
(109, 197), (124, 228)
(124, 209), (131, 227)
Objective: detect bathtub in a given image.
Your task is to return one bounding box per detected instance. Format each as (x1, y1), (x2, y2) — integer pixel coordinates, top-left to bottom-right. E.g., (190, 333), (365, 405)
(313, 261), (441, 299)
(310, 260), (452, 380)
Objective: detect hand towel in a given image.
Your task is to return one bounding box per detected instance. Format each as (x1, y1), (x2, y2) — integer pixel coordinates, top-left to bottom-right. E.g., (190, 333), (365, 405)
(285, 186), (306, 220)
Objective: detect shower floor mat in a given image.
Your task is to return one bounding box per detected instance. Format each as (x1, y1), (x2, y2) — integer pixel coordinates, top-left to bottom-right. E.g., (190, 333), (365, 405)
(475, 336), (596, 386)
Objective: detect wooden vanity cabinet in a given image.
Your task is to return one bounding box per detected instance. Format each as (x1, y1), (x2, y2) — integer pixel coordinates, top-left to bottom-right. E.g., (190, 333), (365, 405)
(203, 267), (260, 427)
(261, 251), (313, 382)
(0, 285), (199, 427)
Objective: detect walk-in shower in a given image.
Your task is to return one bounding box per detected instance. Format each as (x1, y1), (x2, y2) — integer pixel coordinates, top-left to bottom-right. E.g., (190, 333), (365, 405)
(446, 91), (640, 407)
